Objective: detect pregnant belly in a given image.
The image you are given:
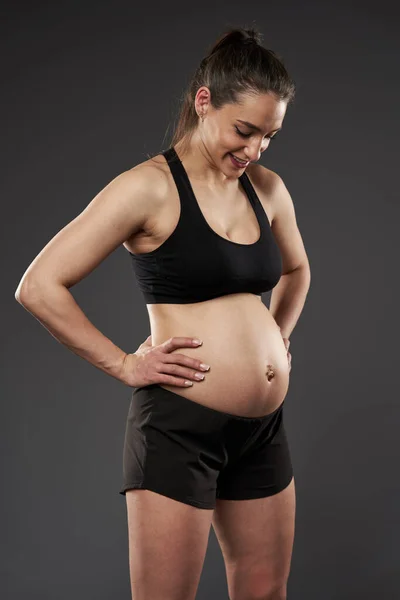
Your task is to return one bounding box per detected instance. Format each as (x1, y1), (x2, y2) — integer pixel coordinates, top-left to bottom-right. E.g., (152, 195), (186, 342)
(147, 293), (290, 418)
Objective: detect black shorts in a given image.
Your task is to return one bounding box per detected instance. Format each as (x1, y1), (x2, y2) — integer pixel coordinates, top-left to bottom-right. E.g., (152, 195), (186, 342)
(119, 384), (293, 510)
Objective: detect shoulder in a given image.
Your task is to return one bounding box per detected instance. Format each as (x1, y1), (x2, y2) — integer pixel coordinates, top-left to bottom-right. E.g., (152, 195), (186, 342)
(126, 153), (171, 198)
(245, 163), (286, 223)
(118, 152), (177, 249)
(121, 153), (173, 225)
(246, 162), (282, 191)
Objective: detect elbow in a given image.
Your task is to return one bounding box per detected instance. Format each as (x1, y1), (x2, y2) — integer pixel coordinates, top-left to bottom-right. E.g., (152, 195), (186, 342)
(292, 262), (311, 282)
(15, 276), (48, 307)
(15, 279), (28, 305)
(299, 261), (311, 284)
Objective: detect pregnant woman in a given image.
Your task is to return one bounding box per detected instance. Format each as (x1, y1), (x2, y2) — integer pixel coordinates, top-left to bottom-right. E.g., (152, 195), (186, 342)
(16, 27), (311, 600)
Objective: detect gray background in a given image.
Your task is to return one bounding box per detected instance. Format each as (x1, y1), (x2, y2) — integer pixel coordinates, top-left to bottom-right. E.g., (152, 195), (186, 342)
(2, 0), (399, 598)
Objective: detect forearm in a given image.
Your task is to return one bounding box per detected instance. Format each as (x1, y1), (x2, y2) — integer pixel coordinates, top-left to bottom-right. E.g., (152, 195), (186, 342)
(269, 266), (311, 339)
(16, 280), (128, 383)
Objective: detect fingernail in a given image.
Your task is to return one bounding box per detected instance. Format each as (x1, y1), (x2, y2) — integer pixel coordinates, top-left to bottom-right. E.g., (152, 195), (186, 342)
(193, 339), (202, 345)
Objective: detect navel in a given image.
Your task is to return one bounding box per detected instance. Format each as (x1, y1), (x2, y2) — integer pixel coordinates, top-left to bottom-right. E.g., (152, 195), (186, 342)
(265, 364), (276, 382)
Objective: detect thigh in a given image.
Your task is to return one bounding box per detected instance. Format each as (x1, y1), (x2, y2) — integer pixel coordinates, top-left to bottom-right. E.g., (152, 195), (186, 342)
(212, 477), (296, 600)
(126, 489), (214, 600)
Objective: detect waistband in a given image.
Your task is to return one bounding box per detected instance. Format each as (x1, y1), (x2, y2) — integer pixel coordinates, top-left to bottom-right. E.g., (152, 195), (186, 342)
(132, 383), (284, 423)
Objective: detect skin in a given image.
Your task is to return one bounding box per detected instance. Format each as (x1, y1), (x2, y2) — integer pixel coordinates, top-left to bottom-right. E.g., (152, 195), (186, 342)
(125, 87), (308, 418)
(17, 85), (308, 600)
(124, 89), (304, 599)
(176, 87), (286, 186)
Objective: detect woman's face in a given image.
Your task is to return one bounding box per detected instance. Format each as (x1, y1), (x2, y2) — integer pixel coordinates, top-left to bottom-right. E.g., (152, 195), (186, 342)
(195, 88), (287, 174)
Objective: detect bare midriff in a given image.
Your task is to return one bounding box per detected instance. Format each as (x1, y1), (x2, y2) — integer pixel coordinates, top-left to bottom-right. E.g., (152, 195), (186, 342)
(147, 292), (290, 418)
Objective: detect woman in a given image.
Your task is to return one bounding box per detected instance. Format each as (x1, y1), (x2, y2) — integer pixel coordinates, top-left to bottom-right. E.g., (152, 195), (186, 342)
(16, 26), (311, 600)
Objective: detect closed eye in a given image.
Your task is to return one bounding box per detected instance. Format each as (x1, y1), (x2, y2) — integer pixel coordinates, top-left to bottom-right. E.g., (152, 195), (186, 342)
(234, 126), (277, 140)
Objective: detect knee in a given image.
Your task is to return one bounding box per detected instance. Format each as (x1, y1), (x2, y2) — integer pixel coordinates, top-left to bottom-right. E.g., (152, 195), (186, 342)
(267, 588), (287, 600)
(246, 591), (286, 600)
(231, 583), (287, 600)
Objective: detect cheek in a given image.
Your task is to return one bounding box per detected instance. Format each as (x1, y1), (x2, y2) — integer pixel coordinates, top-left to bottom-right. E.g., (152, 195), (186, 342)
(219, 131), (241, 151)
(206, 126), (238, 156)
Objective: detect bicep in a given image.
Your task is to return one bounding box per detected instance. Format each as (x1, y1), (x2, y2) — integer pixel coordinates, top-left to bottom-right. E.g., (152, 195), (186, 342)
(270, 174), (310, 275)
(20, 169), (151, 289)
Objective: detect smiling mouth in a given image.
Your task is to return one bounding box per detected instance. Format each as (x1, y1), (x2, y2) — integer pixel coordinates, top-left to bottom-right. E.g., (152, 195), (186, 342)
(229, 153), (249, 166)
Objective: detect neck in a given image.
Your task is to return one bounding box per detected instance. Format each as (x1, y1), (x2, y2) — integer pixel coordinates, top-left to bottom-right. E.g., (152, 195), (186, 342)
(174, 133), (240, 187)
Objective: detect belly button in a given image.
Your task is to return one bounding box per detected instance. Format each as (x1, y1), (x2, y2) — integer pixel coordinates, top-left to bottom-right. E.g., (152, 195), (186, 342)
(266, 364), (275, 382)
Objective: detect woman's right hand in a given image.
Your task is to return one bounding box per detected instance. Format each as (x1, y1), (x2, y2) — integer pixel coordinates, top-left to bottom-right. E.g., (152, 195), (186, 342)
(119, 335), (211, 388)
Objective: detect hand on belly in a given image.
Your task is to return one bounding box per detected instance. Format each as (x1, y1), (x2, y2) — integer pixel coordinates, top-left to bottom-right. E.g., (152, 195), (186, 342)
(149, 294), (290, 416)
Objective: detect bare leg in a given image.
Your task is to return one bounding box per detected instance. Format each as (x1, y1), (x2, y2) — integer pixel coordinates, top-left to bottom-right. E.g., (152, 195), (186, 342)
(126, 489), (214, 600)
(212, 477), (296, 600)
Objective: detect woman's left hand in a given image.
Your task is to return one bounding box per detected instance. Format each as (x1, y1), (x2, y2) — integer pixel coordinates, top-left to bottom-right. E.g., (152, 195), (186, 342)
(282, 337), (292, 373)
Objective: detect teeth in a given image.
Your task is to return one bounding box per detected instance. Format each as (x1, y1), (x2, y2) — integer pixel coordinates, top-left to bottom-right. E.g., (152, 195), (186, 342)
(232, 154), (247, 164)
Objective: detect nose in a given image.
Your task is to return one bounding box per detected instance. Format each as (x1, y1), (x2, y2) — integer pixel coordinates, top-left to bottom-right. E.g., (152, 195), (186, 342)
(244, 138), (269, 162)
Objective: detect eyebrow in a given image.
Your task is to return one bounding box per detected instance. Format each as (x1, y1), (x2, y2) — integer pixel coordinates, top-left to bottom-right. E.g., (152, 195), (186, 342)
(237, 119), (282, 134)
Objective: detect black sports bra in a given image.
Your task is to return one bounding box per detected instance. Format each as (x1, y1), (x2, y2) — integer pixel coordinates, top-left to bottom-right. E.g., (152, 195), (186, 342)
(127, 147), (282, 303)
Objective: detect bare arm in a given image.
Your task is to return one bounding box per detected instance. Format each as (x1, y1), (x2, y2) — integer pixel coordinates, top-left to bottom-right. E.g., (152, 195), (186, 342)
(268, 172), (311, 338)
(15, 167), (156, 383)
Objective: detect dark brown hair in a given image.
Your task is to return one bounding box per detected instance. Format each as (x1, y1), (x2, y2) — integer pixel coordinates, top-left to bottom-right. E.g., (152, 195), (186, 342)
(149, 26), (296, 160)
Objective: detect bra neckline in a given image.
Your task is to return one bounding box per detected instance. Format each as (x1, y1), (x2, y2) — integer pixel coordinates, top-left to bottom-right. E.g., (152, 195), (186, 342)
(167, 146), (264, 248)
